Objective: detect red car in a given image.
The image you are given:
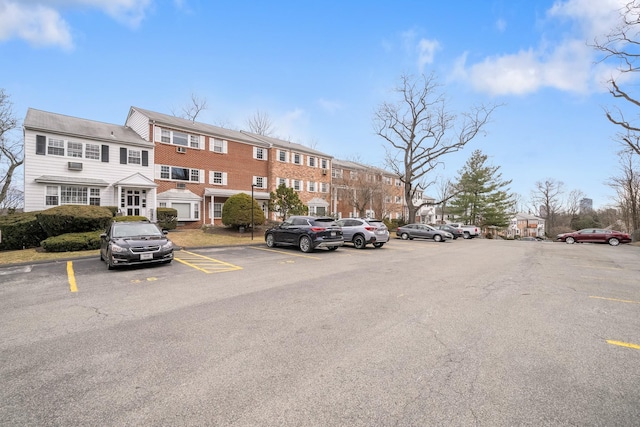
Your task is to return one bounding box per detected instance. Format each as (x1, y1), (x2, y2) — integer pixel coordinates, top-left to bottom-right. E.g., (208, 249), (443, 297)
(556, 229), (632, 246)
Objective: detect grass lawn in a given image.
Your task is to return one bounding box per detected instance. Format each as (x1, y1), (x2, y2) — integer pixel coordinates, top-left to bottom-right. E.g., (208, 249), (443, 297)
(0, 227), (263, 266)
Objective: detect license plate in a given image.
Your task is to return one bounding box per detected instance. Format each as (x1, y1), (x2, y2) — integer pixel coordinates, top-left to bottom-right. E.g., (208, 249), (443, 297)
(331, 231), (336, 237)
(140, 253), (153, 260)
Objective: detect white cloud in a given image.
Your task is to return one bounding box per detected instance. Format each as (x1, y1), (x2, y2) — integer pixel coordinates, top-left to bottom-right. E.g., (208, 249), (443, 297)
(318, 98), (343, 114)
(0, 0), (153, 49)
(460, 0), (627, 96)
(417, 38), (440, 71)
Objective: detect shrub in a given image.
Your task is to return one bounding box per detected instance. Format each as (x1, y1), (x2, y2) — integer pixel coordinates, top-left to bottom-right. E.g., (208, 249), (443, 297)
(222, 193), (266, 229)
(113, 215), (148, 222)
(103, 206), (118, 217)
(41, 231), (102, 252)
(157, 207), (178, 230)
(36, 205), (112, 237)
(0, 211), (48, 250)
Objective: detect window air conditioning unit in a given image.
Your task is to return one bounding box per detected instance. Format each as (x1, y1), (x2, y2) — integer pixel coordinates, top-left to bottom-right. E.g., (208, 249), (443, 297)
(176, 182), (186, 189)
(68, 162), (83, 171)
(322, 169), (327, 175)
(176, 146), (187, 153)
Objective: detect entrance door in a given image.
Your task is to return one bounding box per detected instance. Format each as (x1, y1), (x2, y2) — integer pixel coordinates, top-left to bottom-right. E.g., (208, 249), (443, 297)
(122, 188), (147, 216)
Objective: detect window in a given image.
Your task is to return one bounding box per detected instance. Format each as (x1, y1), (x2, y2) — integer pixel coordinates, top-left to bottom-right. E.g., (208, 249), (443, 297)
(86, 144), (100, 160)
(293, 180), (301, 191)
(293, 153), (301, 164)
(384, 176), (392, 185)
(308, 181), (316, 192)
(190, 169), (200, 182)
(159, 165), (202, 182)
(278, 150), (287, 162)
(89, 188), (101, 206)
(46, 186), (58, 206)
(48, 138), (65, 156)
(160, 165), (170, 179)
(128, 149), (141, 165)
(189, 135), (200, 148)
(350, 171), (358, 180)
(254, 176), (266, 188)
(61, 186), (87, 204)
(213, 202), (222, 218)
(321, 158), (328, 169)
(332, 169), (343, 179)
(321, 183), (328, 193)
(211, 138), (226, 153)
(212, 171), (224, 185)
(173, 131), (188, 146)
(254, 147), (265, 160)
(161, 129), (171, 143)
(308, 156), (316, 167)
(67, 141), (83, 158)
(277, 177), (287, 187)
(395, 179), (402, 187)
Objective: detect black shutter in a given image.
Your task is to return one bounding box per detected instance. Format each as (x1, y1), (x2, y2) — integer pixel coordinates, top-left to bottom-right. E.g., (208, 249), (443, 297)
(120, 147), (127, 164)
(142, 150), (148, 166)
(101, 145), (109, 162)
(36, 135), (46, 155)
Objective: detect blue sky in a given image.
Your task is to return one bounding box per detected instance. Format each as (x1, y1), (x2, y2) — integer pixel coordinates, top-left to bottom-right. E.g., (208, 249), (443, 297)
(0, 0), (633, 210)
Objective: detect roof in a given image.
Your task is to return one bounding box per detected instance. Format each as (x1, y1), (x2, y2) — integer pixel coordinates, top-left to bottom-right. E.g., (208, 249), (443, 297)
(242, 131), (333, 158)
(332, 158), (395, 176)
(24, 108), (152, 147)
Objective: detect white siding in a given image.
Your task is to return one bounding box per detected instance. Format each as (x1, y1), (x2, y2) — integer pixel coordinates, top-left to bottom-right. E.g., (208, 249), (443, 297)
(126, 110), (151, 140)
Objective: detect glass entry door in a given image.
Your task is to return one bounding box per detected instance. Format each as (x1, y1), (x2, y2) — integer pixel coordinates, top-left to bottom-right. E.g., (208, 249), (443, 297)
(121, 188), (147, 216)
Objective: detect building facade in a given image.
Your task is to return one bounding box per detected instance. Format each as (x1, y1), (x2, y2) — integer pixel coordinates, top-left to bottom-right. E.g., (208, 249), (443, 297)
(507, 213), (546, 238)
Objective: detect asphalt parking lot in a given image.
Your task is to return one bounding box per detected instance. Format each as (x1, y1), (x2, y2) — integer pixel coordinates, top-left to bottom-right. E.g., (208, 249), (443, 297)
(1, 238), (639, 426)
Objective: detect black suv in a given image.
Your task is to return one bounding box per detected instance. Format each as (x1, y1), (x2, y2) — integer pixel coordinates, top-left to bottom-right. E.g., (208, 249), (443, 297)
(100, 221), (174, 270)
(264, 216), (344, 253)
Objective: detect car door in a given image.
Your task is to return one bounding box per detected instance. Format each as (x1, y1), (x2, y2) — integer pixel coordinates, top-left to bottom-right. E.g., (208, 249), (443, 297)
(337, 219), (356, 241)
(274, 218), (295, 244)
(576, 229), (597, 243)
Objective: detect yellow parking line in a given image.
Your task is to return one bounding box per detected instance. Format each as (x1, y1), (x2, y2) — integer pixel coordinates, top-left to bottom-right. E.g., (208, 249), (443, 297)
(174, 250), (242, 274)
(606, 340), (640, 350)
(590, 296), (640, 304)
(67, 261), (77, 293)
(250, 247), (322, 259)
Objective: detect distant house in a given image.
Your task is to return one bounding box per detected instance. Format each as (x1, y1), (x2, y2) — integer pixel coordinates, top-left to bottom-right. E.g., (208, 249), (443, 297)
(508, 213), (545, 238)
(23, 109), (157, 218)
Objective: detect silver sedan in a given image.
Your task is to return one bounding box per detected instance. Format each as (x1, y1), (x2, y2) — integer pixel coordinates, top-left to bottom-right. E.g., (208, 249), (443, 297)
(396, 223), (454, 242)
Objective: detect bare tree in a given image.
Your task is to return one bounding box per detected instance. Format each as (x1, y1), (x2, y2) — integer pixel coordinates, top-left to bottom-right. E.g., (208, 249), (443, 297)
(530, 179), (564, 234)
(374, 73), (497, 222)
(592, 2), (640, 156)
(434, 176), (455, 223)
(607, 150), (640, 232)
(246, 110), (275, 136)
(0, 89), (23, 209)
(566, 189), (586, 217)
(172, 93), (208, 122)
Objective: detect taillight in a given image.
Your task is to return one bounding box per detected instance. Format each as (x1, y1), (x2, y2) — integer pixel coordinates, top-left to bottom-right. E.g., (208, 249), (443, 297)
(310, 227), (326, 232)
(364, 226), (376, 231)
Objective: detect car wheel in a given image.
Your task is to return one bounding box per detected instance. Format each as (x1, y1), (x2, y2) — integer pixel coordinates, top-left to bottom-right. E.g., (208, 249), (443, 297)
(265, 233), (276, 248)
(434, 234), (443, 242)
(401, 233), (409, 240)
(608, 237), (620, 246)
(105, 250), (114, 270)
(353, 235), (366, 249)
(463, 232), (470, 239)
(327, 246), (338, 251)
(565, 236), (575, 244)
(100, 250), (104, 261)
(373, 243), (384, 248)
(299, 235), (313, 253)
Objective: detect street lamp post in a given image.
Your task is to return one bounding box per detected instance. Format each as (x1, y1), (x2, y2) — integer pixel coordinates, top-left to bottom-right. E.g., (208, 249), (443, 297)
(251, 184), (256, 240)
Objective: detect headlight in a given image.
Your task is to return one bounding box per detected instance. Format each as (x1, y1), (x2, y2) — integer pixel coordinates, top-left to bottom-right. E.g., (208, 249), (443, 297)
(110, 243), (127, 253)
(162, 241), (173, 250)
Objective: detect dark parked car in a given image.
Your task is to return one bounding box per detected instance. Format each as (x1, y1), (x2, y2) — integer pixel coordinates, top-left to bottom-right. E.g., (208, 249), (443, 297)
(435, 224), (463, 239)
(336, 218), (390, 249)
(556, 229), (632, 246)
(100, 221), (174, 270)
(265, 216), (344, 253)
(396, 223), (453, 242)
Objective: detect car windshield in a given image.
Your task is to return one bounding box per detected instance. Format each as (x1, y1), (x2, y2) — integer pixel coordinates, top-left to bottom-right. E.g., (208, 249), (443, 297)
(112, 223), (162, 238)
(313, 218), (337, 226)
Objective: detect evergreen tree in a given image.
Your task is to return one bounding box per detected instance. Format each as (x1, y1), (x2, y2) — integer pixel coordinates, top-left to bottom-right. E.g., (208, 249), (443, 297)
(269, 183), (308, 220)
(449, 150), (515, 227)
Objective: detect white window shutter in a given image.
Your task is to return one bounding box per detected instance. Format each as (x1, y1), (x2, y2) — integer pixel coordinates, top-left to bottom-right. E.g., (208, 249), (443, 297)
(154, 127), (162, 142)
(223, 140), (228, 153)
(252, 147), (257, 159)
(154, 164), (162, 179)
(222, 172), (228, 185)
(208, 137), (214, 152)
(209, 171), (214, 184)
(263, 177), (267, 188)
(263, 150), (268, 160)
(199, 169), (205, 183)
(199, 135), (205, 148)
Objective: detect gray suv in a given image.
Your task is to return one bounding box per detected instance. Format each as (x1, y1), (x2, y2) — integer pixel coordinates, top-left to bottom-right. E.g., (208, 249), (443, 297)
(336, 218), (390, 249)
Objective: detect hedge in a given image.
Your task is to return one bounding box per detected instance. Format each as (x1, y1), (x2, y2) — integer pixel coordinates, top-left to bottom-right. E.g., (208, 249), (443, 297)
(0, 211), (48, 251)
(36, 205), (112, 237)
(40, 231), (102, 252)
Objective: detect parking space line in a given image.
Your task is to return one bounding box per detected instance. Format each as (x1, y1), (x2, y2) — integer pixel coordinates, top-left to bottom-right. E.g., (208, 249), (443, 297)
(590, 296), (640, 305)
(67, 261), (78, 293)
(250, 247), (322, 259)
(174, 250), (242, 274)
(606, 340), (640, 350)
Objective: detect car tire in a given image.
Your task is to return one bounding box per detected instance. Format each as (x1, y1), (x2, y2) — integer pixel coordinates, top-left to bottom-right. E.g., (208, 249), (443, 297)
(100, 251), (104, 261)
(565, 236), (575, 244)
(434, 234), (443, 242)
(401, 233), (410, 240)
(463, 232), (470, 239)
(353, 235), (366, 249)
(299, 235), (313, 253)
(608, 237), (620, 246)
(265, 233), (276, 248)
(105, 250), (114, 270)
(373, 243), (384, 248)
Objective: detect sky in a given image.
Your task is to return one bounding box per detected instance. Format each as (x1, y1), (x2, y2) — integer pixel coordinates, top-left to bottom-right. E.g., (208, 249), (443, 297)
(0, 0), (635, 210)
